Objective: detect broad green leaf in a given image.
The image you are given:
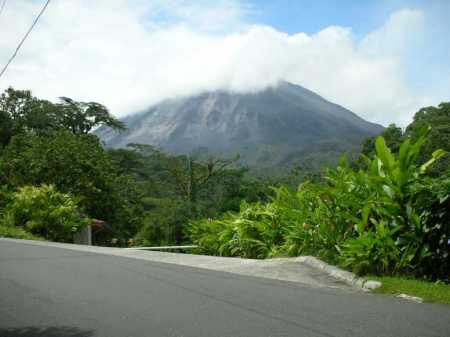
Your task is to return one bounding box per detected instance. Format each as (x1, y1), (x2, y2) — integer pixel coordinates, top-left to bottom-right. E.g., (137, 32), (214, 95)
(375, 136), (395, 170)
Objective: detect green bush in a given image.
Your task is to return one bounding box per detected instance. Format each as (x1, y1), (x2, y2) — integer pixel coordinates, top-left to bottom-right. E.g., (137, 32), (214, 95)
(339, 220), (403, 275)
(410, 175), (450, 280)
(0, 223), (43, 240)
(186, 202), (283, 259)
(186, 129), (449, 280)
(1, 184), (88, 242)
(185, 217), (225, 256)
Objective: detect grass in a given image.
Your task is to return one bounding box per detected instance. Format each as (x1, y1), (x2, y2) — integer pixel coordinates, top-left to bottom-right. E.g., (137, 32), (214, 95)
(0, 224), (43, 241)
(369, 276), (450, 305)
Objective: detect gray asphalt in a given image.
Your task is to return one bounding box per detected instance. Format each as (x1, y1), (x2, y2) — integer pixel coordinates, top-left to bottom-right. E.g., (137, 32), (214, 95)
(0, 240), (449, 337)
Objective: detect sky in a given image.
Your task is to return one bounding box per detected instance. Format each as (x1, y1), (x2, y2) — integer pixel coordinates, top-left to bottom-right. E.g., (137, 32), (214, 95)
(0, 0), (449, 126)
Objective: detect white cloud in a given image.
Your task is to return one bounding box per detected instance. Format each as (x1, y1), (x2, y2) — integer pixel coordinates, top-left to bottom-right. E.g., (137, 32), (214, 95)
(0, 1), (443, 126)
(361, 9), (425, 57)
(142, 0), (252, 32)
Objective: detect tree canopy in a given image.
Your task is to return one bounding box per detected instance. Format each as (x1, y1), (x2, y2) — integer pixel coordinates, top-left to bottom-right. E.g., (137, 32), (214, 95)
(0, 87), (125, 146)
(360, 103), (449, 177)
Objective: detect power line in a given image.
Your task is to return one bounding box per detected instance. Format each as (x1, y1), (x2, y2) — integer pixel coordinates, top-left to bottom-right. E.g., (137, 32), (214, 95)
(0, 0), (51, 80)
(0, 0), (7, 18)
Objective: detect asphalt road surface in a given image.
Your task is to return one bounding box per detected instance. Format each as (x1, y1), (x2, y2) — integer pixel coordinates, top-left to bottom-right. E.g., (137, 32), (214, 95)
(1, 240), (449, 337)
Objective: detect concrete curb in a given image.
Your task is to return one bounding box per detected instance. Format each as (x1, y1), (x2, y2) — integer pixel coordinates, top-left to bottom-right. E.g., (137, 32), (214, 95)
(0, 238), (355, 289)
(0, 238), (381, 291)
(295, 256), (382, 291)
(396, 294), (423, 303)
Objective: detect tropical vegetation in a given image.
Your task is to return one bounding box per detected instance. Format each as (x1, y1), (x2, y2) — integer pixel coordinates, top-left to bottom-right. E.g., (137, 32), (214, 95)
(187, 104), (450, 281)
(1, 184), (87, 242)
(0, 87), (269, 245)
(0, 87), (448, 282)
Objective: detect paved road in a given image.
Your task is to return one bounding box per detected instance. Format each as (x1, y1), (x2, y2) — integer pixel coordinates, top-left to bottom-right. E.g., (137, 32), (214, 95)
(1, 240), (449, 337)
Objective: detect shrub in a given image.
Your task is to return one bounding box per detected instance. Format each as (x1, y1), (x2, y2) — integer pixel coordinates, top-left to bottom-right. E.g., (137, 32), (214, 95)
(410, 175), (450, 281)
(339, 220), (402, 275)
(185, 130), (448, 280)
(1, 184), (88, 242)
(0, 223), (43, 240)
(187, 202), (283, 259)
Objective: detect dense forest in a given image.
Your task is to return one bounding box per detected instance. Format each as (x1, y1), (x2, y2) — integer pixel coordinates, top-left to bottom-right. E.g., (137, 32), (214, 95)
(0, 87), (448, 281)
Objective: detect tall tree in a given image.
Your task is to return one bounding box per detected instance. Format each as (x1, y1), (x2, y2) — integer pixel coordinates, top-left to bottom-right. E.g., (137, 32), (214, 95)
(0, 87), (126, 143)
(167, 156), (239, 214)
(0, 87), (59, 138)
(1, 130), (142, 236)
(0, 109), (13, 147)
(57, 97), (125, 134)
(406, 102), (450, 176)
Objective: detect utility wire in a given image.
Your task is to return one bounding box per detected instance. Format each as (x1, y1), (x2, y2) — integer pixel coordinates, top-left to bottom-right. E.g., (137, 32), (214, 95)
(0, 0), (6, 18)
(0, 0), (51, 80)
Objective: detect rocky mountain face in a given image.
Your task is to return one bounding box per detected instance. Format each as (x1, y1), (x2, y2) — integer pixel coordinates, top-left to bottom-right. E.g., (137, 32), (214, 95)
(98, 82), (383, 170)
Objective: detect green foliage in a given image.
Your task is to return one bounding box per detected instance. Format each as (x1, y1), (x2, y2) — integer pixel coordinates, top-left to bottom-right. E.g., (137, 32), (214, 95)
(340, 221), (403, 275)
(222, 202), (284, 258)
(1, 185), (88, 242)
(360, 102), (450, 177)
(186, 202), (281, 259)
(3, 131), (115, 217)
(1, 84), (448, 282)
(409, 175), (450, 279)
(0, 87), (270, 246)
(1, 130), (145, 240)
(371, 276), (450, 304)
(187, 127), (449, 280)
(407, 102), (450, 176)
(134, 198), (191, 246)
(0, 87), (125, 146)
(184, 217), (225, 256)
(57, 97), (125, 134)
(108, 145), (270, 245)
(0, 109), (13, 147)
(361, 123), (403, 158)
(0, 223), (43, 240)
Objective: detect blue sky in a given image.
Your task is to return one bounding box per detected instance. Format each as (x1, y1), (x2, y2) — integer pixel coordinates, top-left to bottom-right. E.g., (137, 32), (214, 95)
(1, 0), (449, 125)
(248, 0), (449, 35)
(242, 0), (450, 98)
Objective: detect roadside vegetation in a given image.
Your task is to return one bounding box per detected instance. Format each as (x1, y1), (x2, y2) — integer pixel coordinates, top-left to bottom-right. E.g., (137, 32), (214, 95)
(0, 87), (448, 289)
(187, 103), (450, 283)
(1, 184), (87, 242)
(370, 276), (450, 304)
(0, 222), (43, 241)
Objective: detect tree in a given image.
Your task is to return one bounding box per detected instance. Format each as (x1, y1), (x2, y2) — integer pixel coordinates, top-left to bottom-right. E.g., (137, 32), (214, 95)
(134, 197), (191, 246)
(0, 88), (126, 144)
(57, 97), (125, 134)
(360, 103), (449, 177)
(107, 145), (269, 245)
(0, 87), (59, 139)
(361, 123), (403, 157)
(1, 131), (131, 225)
(406, 102), (450, 176)
(0, 87), (35, 122)
(167, 156), (239, 210)
(0, 109), (13, 147)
